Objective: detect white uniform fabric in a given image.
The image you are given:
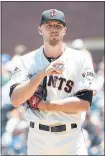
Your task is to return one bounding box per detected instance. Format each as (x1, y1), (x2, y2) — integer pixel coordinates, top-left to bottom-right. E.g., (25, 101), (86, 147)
(10, 45), (96, 155)
(27, 126), (88, 155)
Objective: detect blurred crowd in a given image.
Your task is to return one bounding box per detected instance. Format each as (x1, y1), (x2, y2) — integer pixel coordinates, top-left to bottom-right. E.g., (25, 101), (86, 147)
(1, 41), (104, 155)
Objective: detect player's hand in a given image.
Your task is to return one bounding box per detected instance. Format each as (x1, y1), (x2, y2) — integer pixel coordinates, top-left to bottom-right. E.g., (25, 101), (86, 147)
(37, 100), (49, 110)
(45, 60), (65, 76)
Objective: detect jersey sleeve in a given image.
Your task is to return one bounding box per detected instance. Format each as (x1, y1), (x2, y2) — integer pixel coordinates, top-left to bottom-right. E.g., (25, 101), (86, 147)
(10, 57), (30, 88)
(73, 57), (96, 95)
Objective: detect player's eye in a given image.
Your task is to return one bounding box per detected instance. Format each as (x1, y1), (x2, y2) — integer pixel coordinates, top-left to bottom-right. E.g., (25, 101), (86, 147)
(56, 25), (63, 29)
(45, 24), (63, 29)
(46, 24), (52, 28)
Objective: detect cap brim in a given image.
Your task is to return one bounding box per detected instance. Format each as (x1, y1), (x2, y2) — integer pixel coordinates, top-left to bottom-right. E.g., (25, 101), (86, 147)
(40, 19), (66, 27)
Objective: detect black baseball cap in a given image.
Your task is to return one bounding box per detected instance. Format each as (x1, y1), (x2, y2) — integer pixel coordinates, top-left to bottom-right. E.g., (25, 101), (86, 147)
(40, 9), (66, 27)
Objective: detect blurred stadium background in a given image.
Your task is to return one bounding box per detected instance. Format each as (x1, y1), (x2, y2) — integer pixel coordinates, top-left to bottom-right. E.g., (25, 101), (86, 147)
(1, 1), (104, 155)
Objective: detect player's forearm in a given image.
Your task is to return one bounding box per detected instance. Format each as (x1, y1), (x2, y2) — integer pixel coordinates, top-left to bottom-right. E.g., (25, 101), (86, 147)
(38, 97), (90, 113)
(50, 97), (90, 113)
(11, 70), (45, 107)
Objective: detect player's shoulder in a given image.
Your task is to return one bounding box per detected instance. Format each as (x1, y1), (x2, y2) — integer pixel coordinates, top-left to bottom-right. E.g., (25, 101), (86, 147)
(14, 46), (43, 69)
(65, 46), (89, 61)
(20, 46), (42, 61)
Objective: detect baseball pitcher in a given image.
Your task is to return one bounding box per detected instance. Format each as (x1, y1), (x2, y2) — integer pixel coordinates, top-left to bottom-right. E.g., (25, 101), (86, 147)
(10, 9), (96, 155)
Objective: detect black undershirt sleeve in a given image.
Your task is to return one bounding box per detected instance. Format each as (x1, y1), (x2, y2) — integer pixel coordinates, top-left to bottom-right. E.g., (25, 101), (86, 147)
(74, 90), (93, 106)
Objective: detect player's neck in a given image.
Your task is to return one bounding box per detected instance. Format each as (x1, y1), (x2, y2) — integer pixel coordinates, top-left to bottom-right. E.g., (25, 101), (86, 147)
(43, 42), (65, 58)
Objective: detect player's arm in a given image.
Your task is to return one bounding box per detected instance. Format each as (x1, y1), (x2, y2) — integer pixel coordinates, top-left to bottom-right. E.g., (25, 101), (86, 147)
(10, 70), (45, 107)
(38, 90), (93, 113)
(10, 60), (64, 107)
(38, 56), (96, 113)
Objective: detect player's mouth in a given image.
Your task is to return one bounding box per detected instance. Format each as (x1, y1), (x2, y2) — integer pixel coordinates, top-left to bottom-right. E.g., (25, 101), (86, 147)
(50, 33), (59, 37)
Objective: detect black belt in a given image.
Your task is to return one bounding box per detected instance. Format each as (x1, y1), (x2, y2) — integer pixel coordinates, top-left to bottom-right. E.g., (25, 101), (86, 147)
(30, 121), (77, 132)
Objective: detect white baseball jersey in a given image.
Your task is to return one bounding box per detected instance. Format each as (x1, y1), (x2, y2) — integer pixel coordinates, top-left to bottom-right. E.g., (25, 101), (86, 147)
(10, 45), (96, 126)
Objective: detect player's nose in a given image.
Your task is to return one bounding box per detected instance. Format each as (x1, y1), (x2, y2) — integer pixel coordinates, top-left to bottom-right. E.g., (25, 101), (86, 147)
(51, 28), (58, 33)
(51, 26), (58, 31)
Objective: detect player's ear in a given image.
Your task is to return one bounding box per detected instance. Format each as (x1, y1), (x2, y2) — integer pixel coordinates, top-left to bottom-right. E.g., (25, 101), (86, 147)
(63, 27), (67, 36)
(38, 26), (43, 36)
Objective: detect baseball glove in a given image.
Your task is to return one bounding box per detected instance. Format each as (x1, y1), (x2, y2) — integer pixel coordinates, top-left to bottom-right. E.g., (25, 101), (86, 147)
(27, 76), (47, 110)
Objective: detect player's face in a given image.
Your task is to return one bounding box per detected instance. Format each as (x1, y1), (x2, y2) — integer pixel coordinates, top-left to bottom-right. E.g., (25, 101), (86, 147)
(38, 20), (67, 46)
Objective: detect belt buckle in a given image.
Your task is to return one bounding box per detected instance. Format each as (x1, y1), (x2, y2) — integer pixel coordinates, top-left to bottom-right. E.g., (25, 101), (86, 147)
(50, 124), (58, 132)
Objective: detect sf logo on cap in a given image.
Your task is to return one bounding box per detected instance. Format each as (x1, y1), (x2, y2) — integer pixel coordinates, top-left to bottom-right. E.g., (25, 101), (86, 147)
(50, 10), (56, 17)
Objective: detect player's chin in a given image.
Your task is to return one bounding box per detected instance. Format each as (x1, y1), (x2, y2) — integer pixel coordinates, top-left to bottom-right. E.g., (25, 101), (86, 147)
(49, 39), (60, 46)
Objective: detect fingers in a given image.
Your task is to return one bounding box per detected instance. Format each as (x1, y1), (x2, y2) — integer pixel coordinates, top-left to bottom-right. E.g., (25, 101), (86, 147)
(51, 60), (64, 66)
(51, 71), (62, 75)
(38, 100), (48, 110)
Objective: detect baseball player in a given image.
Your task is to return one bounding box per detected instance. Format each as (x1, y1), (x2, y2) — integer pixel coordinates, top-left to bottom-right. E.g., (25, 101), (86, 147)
(10, 9), (96, 155)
